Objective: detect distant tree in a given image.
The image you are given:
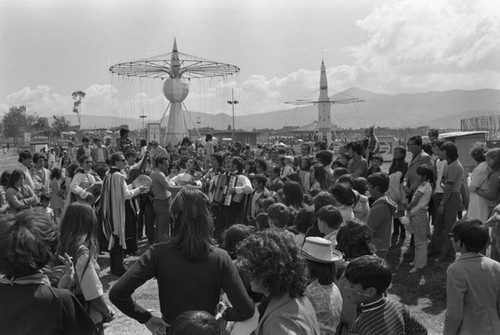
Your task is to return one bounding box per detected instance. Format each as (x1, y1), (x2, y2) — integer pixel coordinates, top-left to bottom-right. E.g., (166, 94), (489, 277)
(72, 90), (86, 129)
(29, 114), (50, 135)
(51, 115), (71, 136)
(2, 106), (29, 142)
(227, 124), (232, 131)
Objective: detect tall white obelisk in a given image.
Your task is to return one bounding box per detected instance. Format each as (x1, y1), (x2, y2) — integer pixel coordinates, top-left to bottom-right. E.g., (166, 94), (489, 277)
(317, 60), (332, 146)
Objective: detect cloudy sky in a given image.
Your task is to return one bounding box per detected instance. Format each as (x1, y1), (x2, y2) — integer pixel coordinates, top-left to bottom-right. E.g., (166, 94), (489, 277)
(1, 0), (499, 127)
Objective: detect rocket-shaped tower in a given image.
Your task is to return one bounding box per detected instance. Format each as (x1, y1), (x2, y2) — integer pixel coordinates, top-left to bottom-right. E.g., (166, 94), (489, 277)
(317, 60), (332, 145)
(162, 39), (189, 145)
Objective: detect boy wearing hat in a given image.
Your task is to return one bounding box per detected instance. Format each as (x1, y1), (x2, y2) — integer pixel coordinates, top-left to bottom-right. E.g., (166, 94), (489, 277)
(302, 236), (344, 334)
(344, 255), (427, 335)
(317, 205), (344, 248)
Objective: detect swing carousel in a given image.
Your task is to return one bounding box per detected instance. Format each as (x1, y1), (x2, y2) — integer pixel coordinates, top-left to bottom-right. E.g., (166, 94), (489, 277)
(109, 38), (240, 145)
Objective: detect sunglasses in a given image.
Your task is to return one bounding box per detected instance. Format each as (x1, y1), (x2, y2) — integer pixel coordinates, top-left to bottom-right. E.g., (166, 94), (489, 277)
(84, 160), (93, 164)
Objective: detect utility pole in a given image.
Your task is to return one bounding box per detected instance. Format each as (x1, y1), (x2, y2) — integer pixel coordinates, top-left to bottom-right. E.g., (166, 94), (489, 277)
(227, 89), (238, 142)
(196, 116), (201, 132)
(140, 109), (147, 139)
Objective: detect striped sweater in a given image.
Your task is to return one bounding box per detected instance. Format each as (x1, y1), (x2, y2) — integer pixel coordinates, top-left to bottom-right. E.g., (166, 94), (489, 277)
(347, 297), (427, 335)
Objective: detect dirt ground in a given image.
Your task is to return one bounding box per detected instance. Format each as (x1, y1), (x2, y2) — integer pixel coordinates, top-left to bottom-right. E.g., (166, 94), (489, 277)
(102, 237), (448, 335)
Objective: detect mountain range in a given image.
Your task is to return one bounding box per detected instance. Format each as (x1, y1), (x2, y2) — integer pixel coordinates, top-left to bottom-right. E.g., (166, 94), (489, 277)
(64, 87), (500, 131)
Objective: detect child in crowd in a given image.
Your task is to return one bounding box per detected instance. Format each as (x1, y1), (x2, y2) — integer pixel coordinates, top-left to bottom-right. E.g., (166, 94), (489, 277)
(444, 219), (500, 335)
(248, 174), (270, 223)
(302, 237), (344, 334)
(49, 167), (65, 223)
(221, 225), (262, 335)
(280, 155), (295, 180)
(405, 165), (434, 273)
(293, 206), (315, 246)
(222, 224), (256, 261)
(304, 191), (336, 239)
(330, 182), (356, 223)
(332, 167), (349, 184)
(366, 173), (397, 259)
(367, 154), (383, 176)
(255, 197), (276, 230)
(267, 203), (293, 236)
(317, 205), (344, 248)
(167, 163), (179, 182)
(169, 311), (219, 335)
(267, 164), (284, 196)
(0, 171), (11, 214)
(40, 193), (54, 223)
(344, 255), (427, 335)
(299, 157), (312, 191)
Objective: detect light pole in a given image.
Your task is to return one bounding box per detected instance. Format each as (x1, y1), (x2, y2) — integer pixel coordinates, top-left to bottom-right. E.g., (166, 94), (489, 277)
(227, 89), (238, 142)
(140, 109), (147, 139)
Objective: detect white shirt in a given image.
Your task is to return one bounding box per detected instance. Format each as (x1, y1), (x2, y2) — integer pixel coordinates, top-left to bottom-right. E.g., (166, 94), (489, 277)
(434, 159), (447, 194)
(411, 182), (432, 213)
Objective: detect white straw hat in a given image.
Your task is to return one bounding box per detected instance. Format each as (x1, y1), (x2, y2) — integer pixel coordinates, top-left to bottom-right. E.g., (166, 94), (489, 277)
(301, 237), (343, 263)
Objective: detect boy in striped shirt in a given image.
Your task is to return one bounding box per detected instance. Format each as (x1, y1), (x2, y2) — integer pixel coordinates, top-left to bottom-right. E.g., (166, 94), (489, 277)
(343, 255), (427, 335)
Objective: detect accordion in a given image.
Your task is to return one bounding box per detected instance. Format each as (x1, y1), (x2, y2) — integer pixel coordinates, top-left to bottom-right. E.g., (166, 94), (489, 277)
(209, 173), (237, 206)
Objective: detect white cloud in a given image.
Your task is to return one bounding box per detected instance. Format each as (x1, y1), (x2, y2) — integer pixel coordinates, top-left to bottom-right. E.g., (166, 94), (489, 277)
(3, 85), (72, 116)
(347, 0), (500, 93)
(2, 0), (499, 125)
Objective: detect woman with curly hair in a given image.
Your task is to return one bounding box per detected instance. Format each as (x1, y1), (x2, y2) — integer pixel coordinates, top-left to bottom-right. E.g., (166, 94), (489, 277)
(109, 187), (254, 335)
(58, 202), (115, 334)
(237, 229), (320, 334)
(0, 208), (97, 335)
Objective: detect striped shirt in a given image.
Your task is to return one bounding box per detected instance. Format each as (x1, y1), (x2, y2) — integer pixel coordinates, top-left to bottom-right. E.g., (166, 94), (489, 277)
(347, 298), (427, 335)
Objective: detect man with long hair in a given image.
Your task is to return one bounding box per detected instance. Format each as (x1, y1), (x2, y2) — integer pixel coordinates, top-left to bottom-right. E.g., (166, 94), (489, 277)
(99, 152), (147, 276)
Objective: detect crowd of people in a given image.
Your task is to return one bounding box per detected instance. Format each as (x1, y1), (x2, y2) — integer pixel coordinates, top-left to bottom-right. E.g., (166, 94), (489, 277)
(1, 126), (500, 334)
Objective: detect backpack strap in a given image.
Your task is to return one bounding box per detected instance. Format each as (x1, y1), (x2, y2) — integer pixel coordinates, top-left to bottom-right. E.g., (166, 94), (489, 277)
(73, 246), (91, 293)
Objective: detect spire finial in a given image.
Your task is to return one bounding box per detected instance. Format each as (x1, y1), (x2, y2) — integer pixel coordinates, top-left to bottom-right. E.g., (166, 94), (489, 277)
(173, 37), (178, 52)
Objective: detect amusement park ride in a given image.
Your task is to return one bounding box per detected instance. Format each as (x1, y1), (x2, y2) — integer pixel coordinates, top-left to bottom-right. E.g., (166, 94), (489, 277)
(285, 60), (364, 146)
(109, 38), (239, 145)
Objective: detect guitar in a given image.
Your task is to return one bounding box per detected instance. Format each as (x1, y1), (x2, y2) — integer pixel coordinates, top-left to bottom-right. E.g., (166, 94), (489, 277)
(72, 183), (102, 206)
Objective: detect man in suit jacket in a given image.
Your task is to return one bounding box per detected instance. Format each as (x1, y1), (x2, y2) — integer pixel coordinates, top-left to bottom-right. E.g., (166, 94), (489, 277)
(266, 164), (284, 195)
(91, 137), (109, 169)
(406, 135), (432, 199)
(444, 219), (500, 335)
(76, 136), (92, 162)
